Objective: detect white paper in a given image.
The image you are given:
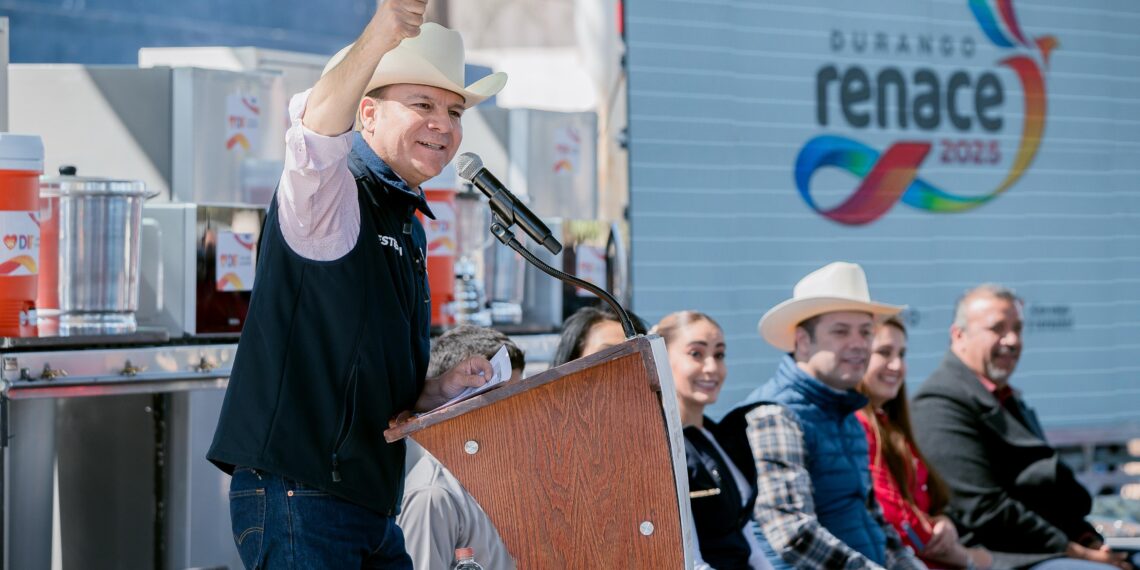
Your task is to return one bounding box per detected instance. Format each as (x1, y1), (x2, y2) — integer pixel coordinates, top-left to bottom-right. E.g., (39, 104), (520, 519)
(436, 344), (512, 409)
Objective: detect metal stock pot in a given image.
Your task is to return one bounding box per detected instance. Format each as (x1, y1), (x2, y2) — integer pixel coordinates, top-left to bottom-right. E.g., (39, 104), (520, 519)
(40, 166), (155, 334)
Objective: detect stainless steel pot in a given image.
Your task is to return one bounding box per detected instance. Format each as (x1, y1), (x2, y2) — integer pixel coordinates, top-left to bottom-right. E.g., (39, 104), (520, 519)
(40, 167), (154, 334)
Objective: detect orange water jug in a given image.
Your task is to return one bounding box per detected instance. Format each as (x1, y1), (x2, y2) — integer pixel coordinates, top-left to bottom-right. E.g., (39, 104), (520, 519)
(419, 187), (457, 329)
(0, 134), (44, 337)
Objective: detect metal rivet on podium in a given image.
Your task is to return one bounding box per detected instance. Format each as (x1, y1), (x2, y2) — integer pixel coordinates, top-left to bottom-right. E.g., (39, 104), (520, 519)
(639, 521), (654, 536)
(464, 440), (480, 455)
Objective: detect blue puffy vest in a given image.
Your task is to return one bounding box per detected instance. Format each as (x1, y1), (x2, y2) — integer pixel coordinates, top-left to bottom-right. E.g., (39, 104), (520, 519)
(743, 356), (886, 565)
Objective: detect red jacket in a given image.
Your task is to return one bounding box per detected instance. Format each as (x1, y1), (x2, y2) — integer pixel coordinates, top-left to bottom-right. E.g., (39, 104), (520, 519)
(856, 409), (941, 566)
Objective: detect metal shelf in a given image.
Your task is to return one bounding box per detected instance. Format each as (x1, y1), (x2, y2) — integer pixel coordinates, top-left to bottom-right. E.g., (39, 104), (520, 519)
(2, 343), (236, 400)
(0, 328), (170, 350)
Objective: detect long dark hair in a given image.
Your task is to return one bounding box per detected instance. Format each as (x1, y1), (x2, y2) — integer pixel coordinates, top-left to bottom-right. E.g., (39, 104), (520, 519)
(551, 305), (646, 367)
(858, 317), (951, 515)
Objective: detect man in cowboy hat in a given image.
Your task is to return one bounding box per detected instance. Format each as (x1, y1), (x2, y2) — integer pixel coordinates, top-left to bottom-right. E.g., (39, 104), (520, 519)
(207, 1), (505, 566)
(719, 262), (926, 569)
(912, 284), (1135, 569)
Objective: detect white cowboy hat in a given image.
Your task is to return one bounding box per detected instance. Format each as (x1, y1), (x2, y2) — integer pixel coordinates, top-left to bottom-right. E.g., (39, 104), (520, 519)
(758, 262), (904, 352)
(324, 22), (507, 108)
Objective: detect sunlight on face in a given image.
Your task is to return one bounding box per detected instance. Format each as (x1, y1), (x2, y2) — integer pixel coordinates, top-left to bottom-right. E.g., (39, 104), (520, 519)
(797, 311), (874, 391)
(861, 325), (907, 408)
(667, 319), (727, 413)
(953, 294), (1023, 384)
(360, 84), (465, 188)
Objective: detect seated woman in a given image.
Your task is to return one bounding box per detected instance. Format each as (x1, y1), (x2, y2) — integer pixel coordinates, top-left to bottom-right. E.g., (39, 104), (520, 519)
(653, 311), (770, 570)
(551, 305), (645, 366)
(856, 317), (993, 570)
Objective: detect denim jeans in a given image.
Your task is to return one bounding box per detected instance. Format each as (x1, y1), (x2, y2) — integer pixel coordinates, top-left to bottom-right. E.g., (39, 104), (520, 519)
(229, 466), (414, 569)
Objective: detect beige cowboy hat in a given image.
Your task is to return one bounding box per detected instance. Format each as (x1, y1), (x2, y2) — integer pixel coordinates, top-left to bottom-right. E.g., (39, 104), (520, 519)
(758, 262), (904, 352)
(323, 22), (507, 108)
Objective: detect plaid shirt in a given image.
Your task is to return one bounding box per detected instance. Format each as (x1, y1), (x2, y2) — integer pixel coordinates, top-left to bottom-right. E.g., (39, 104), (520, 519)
(746, 404), (926, 570)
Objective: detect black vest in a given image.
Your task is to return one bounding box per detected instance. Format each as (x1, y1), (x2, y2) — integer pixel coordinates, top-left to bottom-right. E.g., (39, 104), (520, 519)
(684, 418), (758, 569)
(207, 139), (433, 515)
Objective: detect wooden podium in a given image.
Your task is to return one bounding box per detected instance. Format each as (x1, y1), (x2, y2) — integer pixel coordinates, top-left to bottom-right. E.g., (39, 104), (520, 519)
(385, 335), (694, 568)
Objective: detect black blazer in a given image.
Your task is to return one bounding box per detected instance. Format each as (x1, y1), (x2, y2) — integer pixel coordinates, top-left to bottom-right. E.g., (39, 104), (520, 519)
(684, 417), (758, 569)
(912, 352), (1099, 561)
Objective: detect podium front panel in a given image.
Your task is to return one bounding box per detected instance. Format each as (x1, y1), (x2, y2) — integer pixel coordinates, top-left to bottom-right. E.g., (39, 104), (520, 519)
(400, 337), (689, 568)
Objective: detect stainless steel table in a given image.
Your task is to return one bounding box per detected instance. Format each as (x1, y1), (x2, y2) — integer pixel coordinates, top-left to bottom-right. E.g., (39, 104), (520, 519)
(1, 332), (238, 570)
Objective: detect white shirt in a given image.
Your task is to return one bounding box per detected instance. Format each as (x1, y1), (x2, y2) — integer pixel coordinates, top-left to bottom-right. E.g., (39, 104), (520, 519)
(276, 89), (362, 261)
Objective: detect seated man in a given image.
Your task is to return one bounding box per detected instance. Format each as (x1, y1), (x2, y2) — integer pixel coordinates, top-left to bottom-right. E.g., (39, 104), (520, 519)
(397, 325), (524, 569)
(912, 284), (1133, 569)
(722, 262), (925, 569)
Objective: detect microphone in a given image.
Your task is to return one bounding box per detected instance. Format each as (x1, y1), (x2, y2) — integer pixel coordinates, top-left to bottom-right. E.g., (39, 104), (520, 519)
(456, 152), (562, 255)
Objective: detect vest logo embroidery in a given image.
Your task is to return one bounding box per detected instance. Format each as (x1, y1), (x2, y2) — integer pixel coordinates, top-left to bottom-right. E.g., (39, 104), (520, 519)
(378, 235), (404, 256)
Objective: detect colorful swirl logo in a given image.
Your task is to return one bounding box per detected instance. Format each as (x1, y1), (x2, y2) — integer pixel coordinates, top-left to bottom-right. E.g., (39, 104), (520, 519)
(217, 272), (245, 291)
(795, 0), (1058, 225)
(0, 255), (38, 275)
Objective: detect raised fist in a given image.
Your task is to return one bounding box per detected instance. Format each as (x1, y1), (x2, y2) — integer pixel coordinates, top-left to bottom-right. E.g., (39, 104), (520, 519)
(376, 0), (427, 43)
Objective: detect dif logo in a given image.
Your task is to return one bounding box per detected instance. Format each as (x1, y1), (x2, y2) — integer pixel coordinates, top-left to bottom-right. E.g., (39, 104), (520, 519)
(3, 233), (36, 251)
(794, 0), (1057, 226)
(218, 254), (247, 268)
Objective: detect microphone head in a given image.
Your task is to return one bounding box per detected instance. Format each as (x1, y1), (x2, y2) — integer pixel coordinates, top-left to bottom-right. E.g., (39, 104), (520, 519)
(456, 152), (483, 181)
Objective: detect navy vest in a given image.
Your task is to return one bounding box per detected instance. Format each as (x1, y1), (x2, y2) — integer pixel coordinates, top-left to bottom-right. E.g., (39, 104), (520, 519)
(737, 356), (886, 565)
(207, 134), (433, 515)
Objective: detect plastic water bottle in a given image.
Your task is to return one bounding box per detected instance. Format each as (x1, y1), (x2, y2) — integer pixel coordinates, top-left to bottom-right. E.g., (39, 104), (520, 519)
(452, 547), (484, 569)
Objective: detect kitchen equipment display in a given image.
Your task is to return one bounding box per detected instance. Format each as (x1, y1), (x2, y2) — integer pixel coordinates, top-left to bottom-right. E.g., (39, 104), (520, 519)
(8, 64), (285, 206)
(40, 168), (155, 335)
(138, 204), (264, 337)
